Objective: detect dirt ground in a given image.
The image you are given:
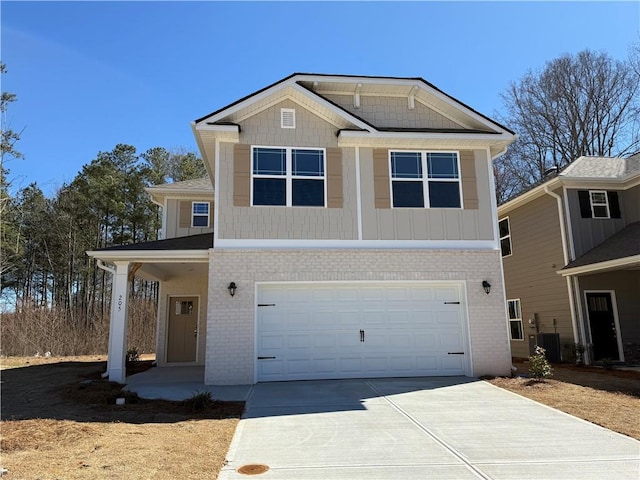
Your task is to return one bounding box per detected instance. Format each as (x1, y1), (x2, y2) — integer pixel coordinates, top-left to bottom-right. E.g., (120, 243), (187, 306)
(0, 356), (244, 480)
(488, 361), (640, 441)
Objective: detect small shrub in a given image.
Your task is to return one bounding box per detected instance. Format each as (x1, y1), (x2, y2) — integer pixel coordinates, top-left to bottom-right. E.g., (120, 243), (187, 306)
(600, 357), (615, 370)
(529, 345), (553, 381)
(183, 391), (215, 411)
(126, 348), (140, 365)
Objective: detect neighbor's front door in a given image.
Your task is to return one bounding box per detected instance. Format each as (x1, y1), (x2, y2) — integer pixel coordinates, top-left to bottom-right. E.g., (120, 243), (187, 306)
(167, 296), (198, 363)
(586, 292), (620, 362)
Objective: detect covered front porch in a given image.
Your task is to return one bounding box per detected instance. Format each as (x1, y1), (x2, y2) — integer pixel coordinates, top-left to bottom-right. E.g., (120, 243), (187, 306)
(86, 233), (213, 383)
(560, 222), (640, 364)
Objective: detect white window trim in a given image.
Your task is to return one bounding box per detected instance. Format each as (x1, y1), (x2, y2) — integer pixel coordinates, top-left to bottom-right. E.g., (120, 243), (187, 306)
(191, 201), (209, 228)
(499, 216), (512, 258)
(388, 150), (462, 209)
(589, 190), (610, 219)
(280, 108), (296, 129)
(507, 298), (524, 341)
(251, 145), (327, 207)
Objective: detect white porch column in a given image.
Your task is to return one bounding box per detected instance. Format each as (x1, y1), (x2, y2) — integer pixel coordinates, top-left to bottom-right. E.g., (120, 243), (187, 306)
(108, 261), (130, 383)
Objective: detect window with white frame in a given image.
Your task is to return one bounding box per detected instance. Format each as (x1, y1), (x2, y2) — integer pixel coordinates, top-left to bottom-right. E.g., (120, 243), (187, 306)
(507, 299), (523, 340)
(499, 217), (512, 257)
(589, 190), (610, 219)
(390, 151), (461, 208)
(192, 202), (209, 227)
(252, 146), (325, 207)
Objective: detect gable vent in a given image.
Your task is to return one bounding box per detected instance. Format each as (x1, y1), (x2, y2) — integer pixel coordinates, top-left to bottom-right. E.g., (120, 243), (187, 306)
(281, 108), (296, 129)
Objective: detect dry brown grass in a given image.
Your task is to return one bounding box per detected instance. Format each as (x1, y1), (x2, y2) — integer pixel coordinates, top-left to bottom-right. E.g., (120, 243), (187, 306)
(488, 362), (640, 441)
(0, 356), (243, 480)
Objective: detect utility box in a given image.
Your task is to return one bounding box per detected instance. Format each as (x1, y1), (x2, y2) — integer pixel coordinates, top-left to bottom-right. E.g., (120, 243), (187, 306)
(529, 333), (561, 363)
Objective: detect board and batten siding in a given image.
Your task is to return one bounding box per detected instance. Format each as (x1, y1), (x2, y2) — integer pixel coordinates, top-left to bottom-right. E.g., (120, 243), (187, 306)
(501, 192), (573, 358)
(360, 148), (492, 241)
(567, 188), (630, 258)
(164, 199), (214, 239)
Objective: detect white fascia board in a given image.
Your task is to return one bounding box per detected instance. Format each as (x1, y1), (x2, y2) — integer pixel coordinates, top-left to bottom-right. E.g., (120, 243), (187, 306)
(214, 239), (498, 250)
(498, 177), (562, 215)
(194, 124), (240, 133)
(86, 250), (210, 262)
(560, 175), (640, 190)
(191, 122), (215, 181)
(289, 83), (375, 131)
(338, 130), (511, 142)
(295, 74), (423, 88)
(559, 255), (640, 277)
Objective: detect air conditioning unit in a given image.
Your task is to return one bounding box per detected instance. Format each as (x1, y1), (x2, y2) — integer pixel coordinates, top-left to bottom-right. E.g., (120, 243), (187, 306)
(528, 333), (561, 363)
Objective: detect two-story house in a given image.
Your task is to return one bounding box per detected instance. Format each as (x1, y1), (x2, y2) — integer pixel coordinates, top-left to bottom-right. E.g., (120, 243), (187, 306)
(88, 73), (516, 385)
(498, 154), (640, 365)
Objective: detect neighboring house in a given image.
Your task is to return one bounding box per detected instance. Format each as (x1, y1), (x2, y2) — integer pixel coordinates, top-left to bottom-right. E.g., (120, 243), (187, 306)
(88, 73), (517, 385)
(498, 154), (640, 365)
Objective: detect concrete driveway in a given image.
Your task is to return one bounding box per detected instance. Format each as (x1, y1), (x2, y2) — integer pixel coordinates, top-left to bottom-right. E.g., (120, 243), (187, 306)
(218, 377), (639, 480)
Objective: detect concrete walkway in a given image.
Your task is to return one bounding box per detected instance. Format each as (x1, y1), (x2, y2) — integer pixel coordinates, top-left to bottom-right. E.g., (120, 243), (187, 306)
(124, 366), (252, 402)
(218, 377), (640, 480)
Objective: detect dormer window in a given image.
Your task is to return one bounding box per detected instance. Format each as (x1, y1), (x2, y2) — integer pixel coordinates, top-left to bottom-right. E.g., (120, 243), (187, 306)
(192, 202), (210, 227)
(281, 108), (296, 129)
(578, 190), (621, 219)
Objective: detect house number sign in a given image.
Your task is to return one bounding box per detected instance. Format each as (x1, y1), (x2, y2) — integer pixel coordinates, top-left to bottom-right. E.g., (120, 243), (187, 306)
(118, 295), (123, 312)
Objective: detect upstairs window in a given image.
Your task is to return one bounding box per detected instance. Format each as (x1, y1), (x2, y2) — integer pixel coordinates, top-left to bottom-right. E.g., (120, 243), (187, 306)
(507, 299), (523, 341)
(499, 217), (512, 257)
(589, 191), (610, 218)
(252, 146), (325, 207)
(578, 190), (621, 219)
(192, 202), (209, 227)
(390, 151), (461, 208)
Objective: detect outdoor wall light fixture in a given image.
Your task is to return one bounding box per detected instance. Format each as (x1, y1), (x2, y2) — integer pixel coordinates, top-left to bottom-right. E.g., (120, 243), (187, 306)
(482, 280), (491, 295)
(227, 282), (237, 297)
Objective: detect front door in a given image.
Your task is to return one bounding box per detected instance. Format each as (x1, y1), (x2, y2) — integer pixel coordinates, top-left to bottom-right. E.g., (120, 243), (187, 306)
(586, 292), (621, 362)
(167, 296), (198, 363)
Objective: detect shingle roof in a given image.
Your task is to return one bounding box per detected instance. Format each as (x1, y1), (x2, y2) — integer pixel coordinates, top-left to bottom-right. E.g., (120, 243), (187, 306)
(562, 222), (640, 270)
(560, 155), (640, 180)
(147, 177), (213, 192)
(96, 233), (213, 251)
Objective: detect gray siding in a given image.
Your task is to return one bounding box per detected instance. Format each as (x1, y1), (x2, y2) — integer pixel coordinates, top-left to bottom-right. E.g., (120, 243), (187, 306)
(567, 188), (627, 258)
(501, 192), (573, 358)
(622, 184), (640, 224)
(578, 271), (640, 361)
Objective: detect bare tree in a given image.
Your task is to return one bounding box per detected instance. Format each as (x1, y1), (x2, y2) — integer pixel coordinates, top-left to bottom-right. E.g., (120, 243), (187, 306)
(496, 49), (639, 202)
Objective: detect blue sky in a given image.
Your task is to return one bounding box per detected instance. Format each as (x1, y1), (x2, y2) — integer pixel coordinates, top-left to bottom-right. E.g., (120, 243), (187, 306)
(2, 1), (639, 196)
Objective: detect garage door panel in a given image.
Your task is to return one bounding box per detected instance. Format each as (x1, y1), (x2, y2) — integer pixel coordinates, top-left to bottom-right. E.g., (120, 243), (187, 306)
(257, 283), (468, 381)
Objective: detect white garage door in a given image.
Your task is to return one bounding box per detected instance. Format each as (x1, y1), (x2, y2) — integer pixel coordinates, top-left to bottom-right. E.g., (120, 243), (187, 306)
(256, 282), (469, 382)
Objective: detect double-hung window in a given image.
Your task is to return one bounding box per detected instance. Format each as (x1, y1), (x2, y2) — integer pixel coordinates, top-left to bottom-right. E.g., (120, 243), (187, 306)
(252, 147), (325, 207)
(390, 151), (461, 208)
(499, 217), (512, 257)
(507, 299), (523, 341)
(589, 190), (610, 219)
(192, 202), (209, 227)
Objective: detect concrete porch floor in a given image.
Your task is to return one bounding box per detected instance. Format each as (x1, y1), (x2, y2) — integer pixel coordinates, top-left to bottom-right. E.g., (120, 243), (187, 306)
(124, 366), (252, 402)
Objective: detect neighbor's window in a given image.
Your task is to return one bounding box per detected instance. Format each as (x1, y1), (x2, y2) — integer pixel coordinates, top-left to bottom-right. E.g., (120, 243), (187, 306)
(252, 146), (325, 207)
(589, 190), (610, 219)
(390, 151), (461, 208)
(499, 217), (512, 257)
(192, 202), (209, 227)
(507, 299), (523, 340)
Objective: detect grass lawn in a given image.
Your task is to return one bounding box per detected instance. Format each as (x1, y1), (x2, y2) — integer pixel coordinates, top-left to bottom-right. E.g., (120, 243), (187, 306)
(1, 356), (638, 479)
